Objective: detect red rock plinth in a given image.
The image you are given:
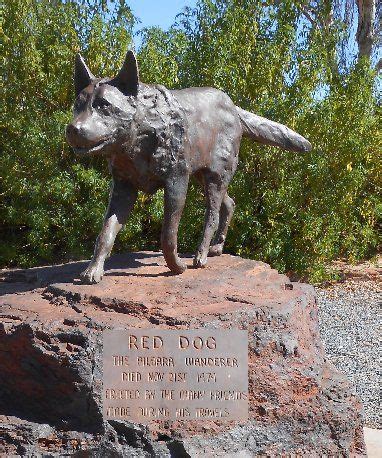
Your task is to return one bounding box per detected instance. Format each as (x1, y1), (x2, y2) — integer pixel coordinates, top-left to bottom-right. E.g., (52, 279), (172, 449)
(0, 252), (366, 456)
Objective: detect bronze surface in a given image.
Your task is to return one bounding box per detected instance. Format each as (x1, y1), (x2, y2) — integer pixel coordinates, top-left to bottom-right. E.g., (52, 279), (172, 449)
(66, 50), (312, 281)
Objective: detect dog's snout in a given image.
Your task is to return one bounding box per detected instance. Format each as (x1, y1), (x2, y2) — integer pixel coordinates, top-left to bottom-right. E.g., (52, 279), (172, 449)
(66, 113), (112, 153)
(66, 123), (81, 145)
(67, 121), (88, 135)
(66, 122), (93, 148)
(66, 123), (77, 138)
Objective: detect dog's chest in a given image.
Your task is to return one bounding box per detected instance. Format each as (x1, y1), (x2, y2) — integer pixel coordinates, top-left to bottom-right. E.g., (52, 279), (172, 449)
(109, 153), (161, 194)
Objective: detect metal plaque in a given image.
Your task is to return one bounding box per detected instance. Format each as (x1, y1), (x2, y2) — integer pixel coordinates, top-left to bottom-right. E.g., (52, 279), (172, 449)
(103, 329), (248, 422)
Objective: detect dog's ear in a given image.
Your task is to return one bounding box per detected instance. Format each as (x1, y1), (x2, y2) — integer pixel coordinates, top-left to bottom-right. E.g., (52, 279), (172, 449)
(74, 54), (95, 96)
(111, 50), (139, 97)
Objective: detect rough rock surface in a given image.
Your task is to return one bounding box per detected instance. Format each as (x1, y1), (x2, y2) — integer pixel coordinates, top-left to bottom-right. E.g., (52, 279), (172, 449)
(0, 252), (366, 456)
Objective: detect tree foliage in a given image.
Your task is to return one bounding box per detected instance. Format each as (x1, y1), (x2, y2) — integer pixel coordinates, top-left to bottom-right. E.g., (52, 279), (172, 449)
(1, 0), (380, 281)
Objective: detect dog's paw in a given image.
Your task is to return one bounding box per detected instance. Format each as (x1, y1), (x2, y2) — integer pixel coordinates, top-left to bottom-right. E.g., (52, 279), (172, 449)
(208, 243), (223, 257)
(193, 252), (208, 268)
(80, 265), (104, 284)
(169, 260), (187, 274)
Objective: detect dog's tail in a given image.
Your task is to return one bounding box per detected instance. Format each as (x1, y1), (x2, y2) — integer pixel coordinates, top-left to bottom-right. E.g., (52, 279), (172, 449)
(236, 106), (312, 153)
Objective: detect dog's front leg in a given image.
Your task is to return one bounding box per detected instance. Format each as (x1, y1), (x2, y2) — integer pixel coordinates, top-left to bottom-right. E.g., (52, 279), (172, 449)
(80, 179), (138, 284)
(161, 173), (189, 274)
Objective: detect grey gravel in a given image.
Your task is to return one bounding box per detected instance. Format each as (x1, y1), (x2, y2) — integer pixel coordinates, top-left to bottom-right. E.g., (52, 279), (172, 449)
(316, 280), (381, 428)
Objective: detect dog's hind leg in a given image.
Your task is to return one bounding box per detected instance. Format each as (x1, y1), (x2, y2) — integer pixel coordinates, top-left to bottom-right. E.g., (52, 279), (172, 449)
(194, 175), (226, 268)
(161, 173), (189, 274)
(208, 193), (235, 257)
(80, 178), (137, 284)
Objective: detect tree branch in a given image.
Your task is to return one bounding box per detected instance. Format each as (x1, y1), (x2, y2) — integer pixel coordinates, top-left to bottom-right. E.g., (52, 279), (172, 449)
(356, 0), (376, 59)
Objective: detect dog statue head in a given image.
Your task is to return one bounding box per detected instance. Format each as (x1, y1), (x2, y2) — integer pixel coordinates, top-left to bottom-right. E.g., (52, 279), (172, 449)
(66, 51), (139, 156)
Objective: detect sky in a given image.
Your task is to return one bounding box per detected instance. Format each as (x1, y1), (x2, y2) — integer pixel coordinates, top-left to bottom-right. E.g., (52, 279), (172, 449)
(129, 0), (197, 34)
(127, 1), (380, 89)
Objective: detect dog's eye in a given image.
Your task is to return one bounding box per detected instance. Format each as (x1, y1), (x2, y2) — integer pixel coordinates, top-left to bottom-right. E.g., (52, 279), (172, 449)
(93, 99), (110, 110)
(73, 93), (87, 112)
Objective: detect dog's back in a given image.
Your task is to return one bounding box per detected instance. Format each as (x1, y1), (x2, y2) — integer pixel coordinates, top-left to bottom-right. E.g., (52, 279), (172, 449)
(171, 86), (311, 181)
(171, 87), (242, 178)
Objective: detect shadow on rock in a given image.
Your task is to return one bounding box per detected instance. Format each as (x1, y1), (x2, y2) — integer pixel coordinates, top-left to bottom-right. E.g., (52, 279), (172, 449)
(0, 252), (161, 296)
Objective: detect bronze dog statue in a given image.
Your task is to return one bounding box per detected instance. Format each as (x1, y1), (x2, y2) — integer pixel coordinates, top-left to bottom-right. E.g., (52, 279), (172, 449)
(66, 50), (311, 283)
